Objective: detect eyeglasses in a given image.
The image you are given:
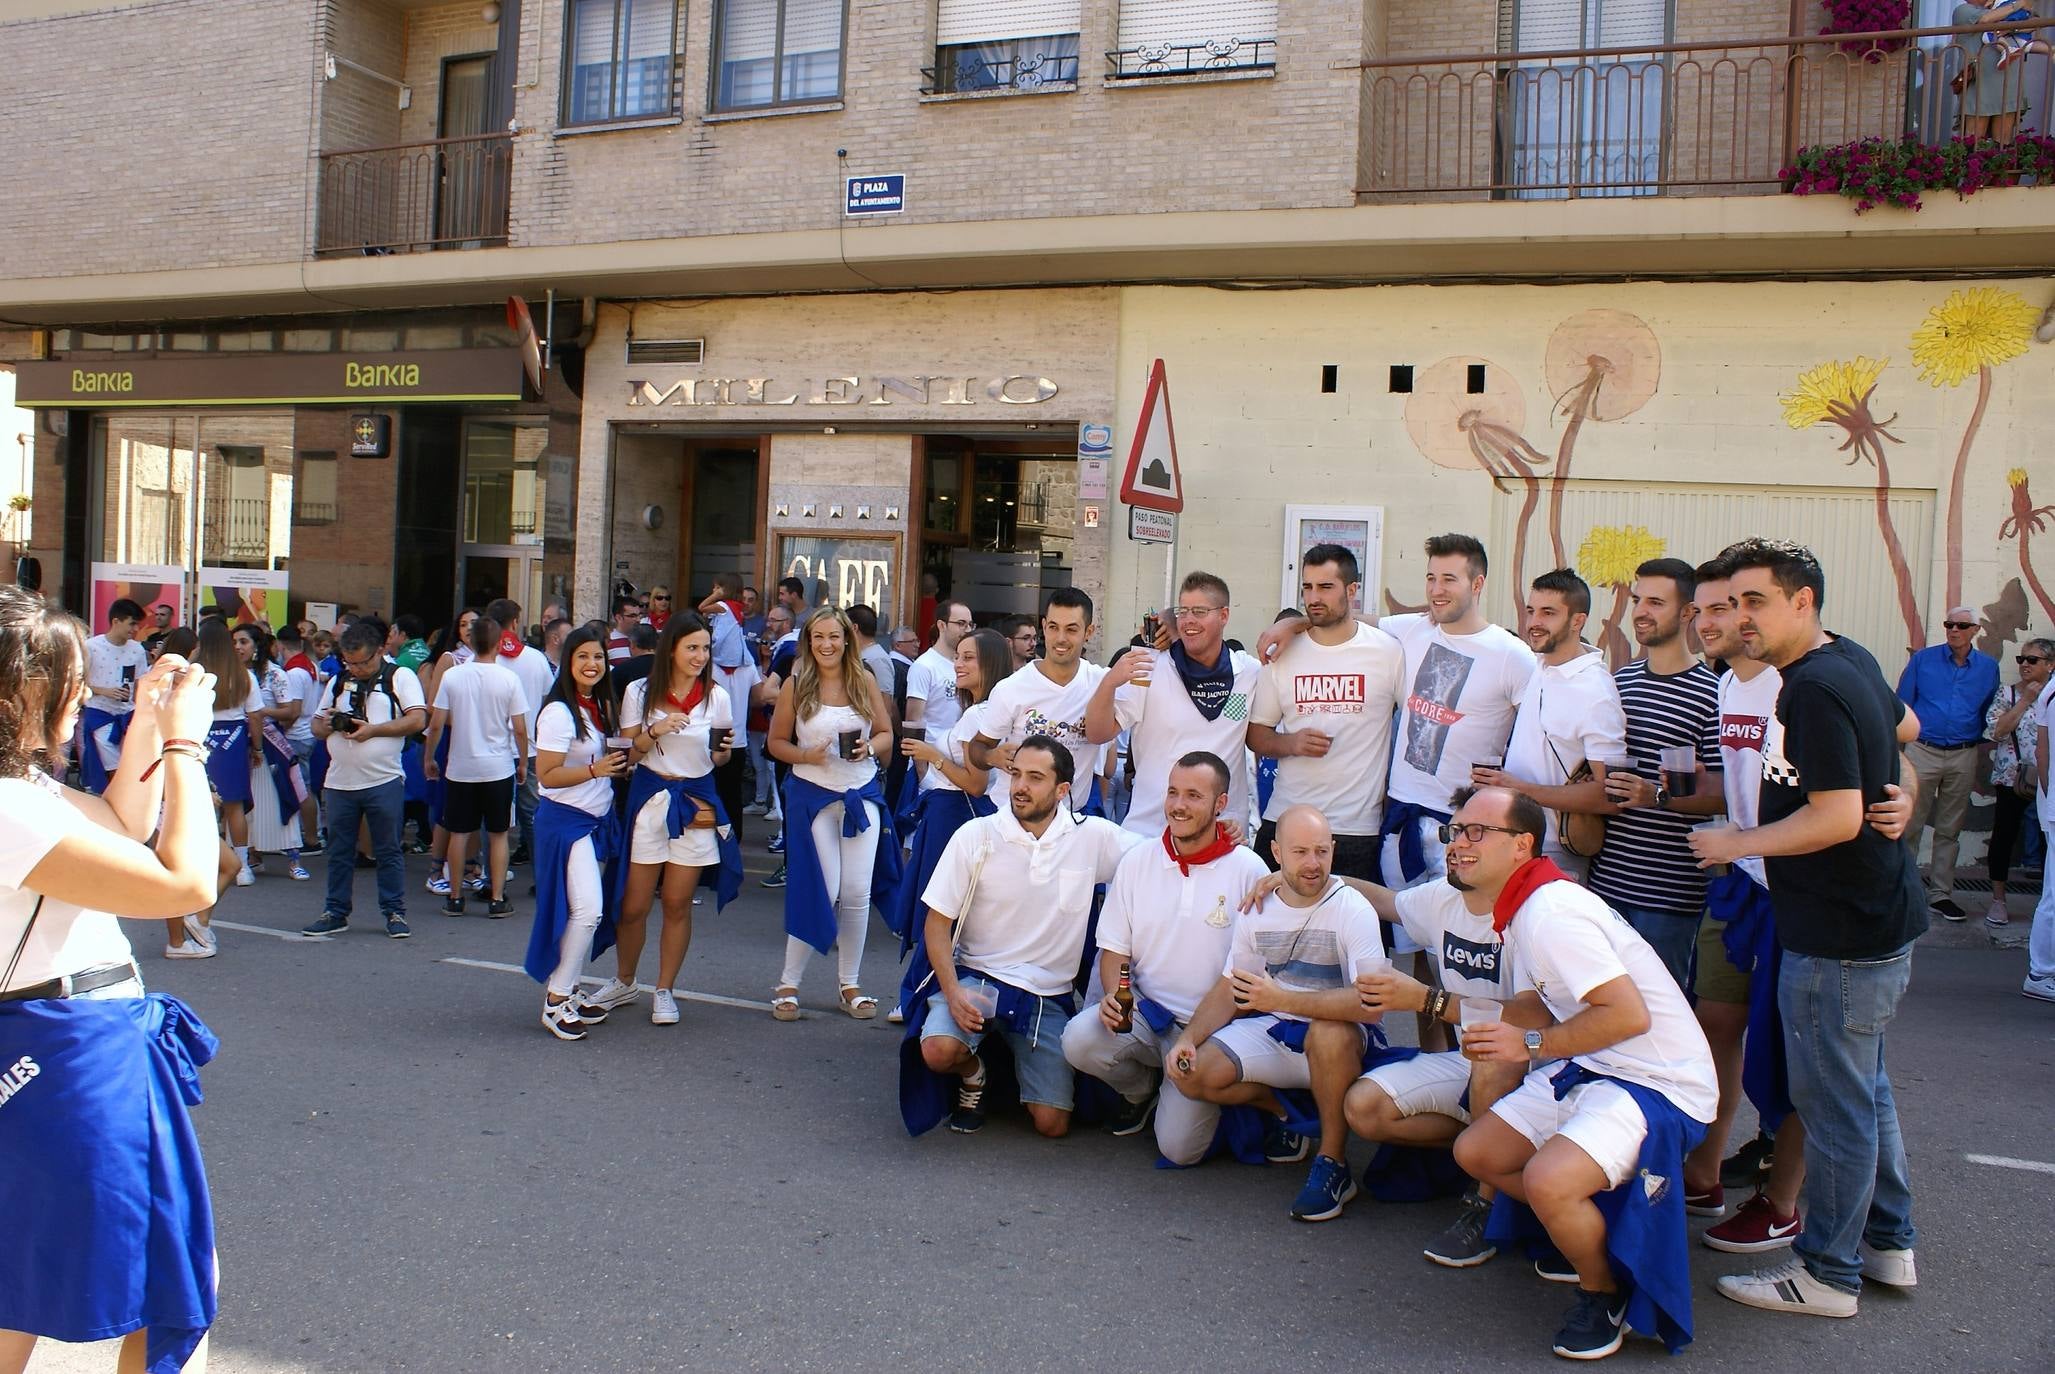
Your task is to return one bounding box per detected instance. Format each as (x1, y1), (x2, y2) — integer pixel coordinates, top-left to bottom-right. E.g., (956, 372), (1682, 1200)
(2020, 655), (2048, 666)
(1943, 621), (1977, 631)
(1011, 632), (1037, 642)
(651, 594), (671, 602)
(1169, 605), (1228, 620)
(341, 652), (378, 669)
(945, 619), (976, 630)
(1439, 821), (1523, 844)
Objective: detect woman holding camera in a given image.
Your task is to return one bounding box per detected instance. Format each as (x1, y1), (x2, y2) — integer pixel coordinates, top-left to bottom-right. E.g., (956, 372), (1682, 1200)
(522, 626), (629, 1041)
(0, 587), (225, 1374)
(765, 607), (898, 1022)
(585, 614), (743, 1028)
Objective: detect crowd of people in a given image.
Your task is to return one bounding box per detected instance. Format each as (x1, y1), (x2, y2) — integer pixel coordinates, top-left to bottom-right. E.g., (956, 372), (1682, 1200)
(6, 524), (2051, 1367)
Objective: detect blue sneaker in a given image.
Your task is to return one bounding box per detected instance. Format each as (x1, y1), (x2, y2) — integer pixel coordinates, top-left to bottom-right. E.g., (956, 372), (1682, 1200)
(767, 831), (786, 855)
(1552, 1288), (1627, 1360)
(302, 912), (348, 936)
(1262, 1117), (1310, 1165)
(1535, 1246), (1579, 1283)
(1290, 1154), (1359, 1222)
(759, 862), (786, 889)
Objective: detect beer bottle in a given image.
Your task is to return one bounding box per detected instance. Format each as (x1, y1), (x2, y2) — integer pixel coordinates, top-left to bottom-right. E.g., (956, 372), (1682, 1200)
(1113, 961), (1135, 1033)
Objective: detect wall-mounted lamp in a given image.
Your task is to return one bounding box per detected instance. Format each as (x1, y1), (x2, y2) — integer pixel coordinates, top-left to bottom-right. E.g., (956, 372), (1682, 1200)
(481, 1), (502, 22)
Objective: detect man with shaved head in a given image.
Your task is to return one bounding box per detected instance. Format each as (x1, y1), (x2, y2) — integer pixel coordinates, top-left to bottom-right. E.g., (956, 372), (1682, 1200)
(1168, 804), (1389, 1222)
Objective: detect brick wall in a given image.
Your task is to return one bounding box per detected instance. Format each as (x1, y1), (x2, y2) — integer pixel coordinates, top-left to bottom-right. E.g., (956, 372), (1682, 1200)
(398, 2), (505, 144)
(324, 0), (407, 151)
(0, 0), (315, 278)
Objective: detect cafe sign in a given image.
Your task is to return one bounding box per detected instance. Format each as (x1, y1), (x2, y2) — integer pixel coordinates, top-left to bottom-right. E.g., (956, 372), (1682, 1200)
(13, 348), (525, 407)
(626, 375), (1059, 408)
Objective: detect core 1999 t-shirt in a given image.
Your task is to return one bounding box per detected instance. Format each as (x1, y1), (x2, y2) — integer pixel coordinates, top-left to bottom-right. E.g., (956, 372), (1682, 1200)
(1250, 623), (1405, 835)
(1383, 615), (1536, 813)
(1759, 635), (1927, 959)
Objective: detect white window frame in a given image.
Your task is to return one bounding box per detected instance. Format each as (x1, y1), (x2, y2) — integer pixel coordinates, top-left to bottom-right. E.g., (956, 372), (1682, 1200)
(1281, 504), (1383, 618)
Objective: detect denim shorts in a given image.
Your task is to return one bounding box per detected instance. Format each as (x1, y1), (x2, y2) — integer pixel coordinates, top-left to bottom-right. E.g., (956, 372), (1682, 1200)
(922, 973), (1076, 1111)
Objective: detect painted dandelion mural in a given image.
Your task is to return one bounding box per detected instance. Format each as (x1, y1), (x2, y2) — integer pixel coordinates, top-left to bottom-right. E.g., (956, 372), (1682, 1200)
(2000, 467), (2055, 625)
(1542, 310), (1662, 567)
(1779, 355), (1923, 656)
(1404, 356), (1554, 618)
(1909, 286), (2041, 610)
(1577, 524), (1666, 669)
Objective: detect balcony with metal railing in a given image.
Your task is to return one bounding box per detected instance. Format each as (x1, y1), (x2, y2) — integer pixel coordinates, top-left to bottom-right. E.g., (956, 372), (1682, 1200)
(1107, 37), (1276, 79)
(1357, 20), (2054, 200)
(316, 133), (513, 256)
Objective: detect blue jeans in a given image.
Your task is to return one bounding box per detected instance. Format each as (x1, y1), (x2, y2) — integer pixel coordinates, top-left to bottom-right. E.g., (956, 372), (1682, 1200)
(1616, 903), (1699, 991)
(1780, 943), (1917, 1292)
(323, 778), (406, 918)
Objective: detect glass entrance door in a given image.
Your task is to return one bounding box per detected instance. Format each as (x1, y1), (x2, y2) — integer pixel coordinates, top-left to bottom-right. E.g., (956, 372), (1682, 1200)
(458, 545), (543, 621)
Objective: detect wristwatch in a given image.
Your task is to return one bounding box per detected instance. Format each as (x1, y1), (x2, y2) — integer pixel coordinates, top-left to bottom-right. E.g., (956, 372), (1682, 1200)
(1524, 1029), (1546, 1059)
(1652, 785), (1669, 810)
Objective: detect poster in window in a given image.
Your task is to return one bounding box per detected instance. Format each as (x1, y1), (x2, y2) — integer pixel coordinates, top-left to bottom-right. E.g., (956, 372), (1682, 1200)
(90, 562), (185, 636)
(1281, 506), (1383, 616)
(198, 566), (291, 630)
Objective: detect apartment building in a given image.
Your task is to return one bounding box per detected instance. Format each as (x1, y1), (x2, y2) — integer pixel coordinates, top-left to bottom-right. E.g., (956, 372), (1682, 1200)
(1, 0), (2049, 671)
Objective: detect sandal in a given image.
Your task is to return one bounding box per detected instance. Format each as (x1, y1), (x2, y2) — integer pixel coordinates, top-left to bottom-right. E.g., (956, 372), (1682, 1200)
(771, 987), (801, 1022)
(840, 987), (878, 1020)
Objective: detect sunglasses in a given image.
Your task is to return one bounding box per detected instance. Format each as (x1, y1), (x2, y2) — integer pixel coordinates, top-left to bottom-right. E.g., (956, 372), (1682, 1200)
(1439, 821), (1522, 844)
(1943, 621), (1977, 631)
(2021, 655), (2048, 666)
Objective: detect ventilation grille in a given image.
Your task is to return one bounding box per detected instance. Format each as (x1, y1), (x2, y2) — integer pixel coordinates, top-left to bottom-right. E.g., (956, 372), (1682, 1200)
(626, 337), (705, 364)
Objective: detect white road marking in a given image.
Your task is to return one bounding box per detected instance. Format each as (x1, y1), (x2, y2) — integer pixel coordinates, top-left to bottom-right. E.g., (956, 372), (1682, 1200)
(438, 957), (776, 1012)
(211, 919), (331, 943)
(1965, 1153), (2055, 1176)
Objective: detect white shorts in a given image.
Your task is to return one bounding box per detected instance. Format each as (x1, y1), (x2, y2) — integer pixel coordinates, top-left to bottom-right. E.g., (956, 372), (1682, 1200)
(1362, 1049), (1472, 1123)
(1207, 1015), (1311, 1090)
(630, 790), (721, 868)
(1489, 1068), (1649, 1189)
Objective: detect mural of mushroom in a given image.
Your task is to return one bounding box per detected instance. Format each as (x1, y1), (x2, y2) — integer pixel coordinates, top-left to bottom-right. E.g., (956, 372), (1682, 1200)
(1909, 286), (2042, 610)
(1779, 355), (1924, 657)
(1402, 355), (1553, 618)
(1541, 310), (1663, 567)
(1999, 467), (2055, 626)
(1576, 523), (1667, 669)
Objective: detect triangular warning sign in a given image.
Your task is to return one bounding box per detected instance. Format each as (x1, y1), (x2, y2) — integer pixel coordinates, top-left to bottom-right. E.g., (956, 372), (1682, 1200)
(1119, 358), (1182, 514)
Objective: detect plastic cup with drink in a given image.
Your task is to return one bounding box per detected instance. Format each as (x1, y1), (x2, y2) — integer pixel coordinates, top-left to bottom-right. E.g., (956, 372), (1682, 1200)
(1692, 821), (1731, 876)
(1471, 754), (1505, 784)
(605, 736), (634, 766)
(1660, 745), (1698, 797)
(1599, 753), (1636, 803)
(707, 725), (731, 753)
(960, 980), (1000, 1024)
(1458, 997), (1502, 1052)
(837, 728), (863, 760)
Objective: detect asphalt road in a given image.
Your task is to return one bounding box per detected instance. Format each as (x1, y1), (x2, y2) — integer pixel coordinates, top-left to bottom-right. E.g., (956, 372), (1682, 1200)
(25, 847), (2055, 1373)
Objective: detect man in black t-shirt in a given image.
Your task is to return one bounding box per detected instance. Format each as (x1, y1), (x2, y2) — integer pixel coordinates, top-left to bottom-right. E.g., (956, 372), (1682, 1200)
(1691, 539), (1924, 1321)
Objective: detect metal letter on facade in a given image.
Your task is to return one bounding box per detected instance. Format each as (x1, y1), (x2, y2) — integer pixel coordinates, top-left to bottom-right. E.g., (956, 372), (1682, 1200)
(870, 376), (931, 405)
(988, 376), (1060, 405)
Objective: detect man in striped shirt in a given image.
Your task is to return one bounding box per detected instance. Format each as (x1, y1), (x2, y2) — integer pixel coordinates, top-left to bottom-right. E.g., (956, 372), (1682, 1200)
(1587, 558), (1725, 989)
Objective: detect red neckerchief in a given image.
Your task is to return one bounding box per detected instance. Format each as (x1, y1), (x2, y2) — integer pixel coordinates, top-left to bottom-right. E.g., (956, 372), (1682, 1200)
(720, 599), (744, 625)
(666, 681), (705, 716)
(285, 652), (317, 678)
(649, 611), (670, 631)
(499, 630), (525, 659)
(574, 692), (606, 736)
(1492, 856), (1572, 934)
(1163, 823), (1239, 876)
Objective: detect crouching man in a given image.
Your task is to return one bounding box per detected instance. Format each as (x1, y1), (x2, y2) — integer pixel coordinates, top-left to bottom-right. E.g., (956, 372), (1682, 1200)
(1445, 786), (1719, 1361)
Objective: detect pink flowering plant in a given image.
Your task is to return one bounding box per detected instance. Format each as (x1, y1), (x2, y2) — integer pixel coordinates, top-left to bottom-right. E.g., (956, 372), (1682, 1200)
(1820, 0), (1911, 54)
(1781, 135), (2055, 210)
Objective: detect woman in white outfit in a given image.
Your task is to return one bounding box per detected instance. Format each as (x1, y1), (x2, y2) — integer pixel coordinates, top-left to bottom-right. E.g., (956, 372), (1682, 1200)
(232, 623), (308, 881)
(588, 613), (737, 1026)
(523, 626), (629, 1041)
(766, 607), (895, 1022)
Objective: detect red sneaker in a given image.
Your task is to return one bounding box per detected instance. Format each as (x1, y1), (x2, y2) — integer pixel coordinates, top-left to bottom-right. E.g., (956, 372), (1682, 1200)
(1703, 1192), (1801, 1253)
(1684, 1183), (1725, 1217)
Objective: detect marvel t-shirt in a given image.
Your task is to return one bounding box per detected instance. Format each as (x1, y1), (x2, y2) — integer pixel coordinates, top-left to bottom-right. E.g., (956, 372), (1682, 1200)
(1759, 635), (1926, 958)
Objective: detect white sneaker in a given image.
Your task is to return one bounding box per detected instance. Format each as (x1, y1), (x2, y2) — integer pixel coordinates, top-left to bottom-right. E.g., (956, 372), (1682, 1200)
(164, 942), (217, 960)
(586, 977), (641, 1011)
(2024, 975), (2055, 1004)
(233, 865), (255, 888)
(651, 989), (680, 1025)
(1983, 900), (2010, 928)
(1860, 1243), (1917, 1288)
(1716, 1257), (1858, 1317)
(426, 872), (451, 896)
(183, 916), (217, 953)
(541, 995), (589, 1041)
(887, 1005), (906, 1024)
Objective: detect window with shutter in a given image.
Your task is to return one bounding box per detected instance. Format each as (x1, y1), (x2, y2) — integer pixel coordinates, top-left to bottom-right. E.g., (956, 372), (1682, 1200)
(1110, 0), (1277, 76)
(714, 0), (847, 107)
(930, 2), (1083, 93)
(561, 0), (679, 125)
(1502, 0), (1669, 197)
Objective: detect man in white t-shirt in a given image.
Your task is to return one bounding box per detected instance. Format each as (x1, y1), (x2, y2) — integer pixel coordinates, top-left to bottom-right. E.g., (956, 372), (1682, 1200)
(1170, 806), (1389, 1223)
(1085, 571), (1262, 840)
(916, 736), (1143, 1138)
(424, 614), (529, 917)
(80, 597), (150, 794)
(1444, 786), (1717, 1361)
(1248, 546), (1404, 878)
(1061, 751), (1272, 1162)
(304, 621), (427, 939)
(906, 598), (974, 790)
(1475, 568), (1626, 882)
(971, 588), (1109, 811)
(486, 597), (555, 865)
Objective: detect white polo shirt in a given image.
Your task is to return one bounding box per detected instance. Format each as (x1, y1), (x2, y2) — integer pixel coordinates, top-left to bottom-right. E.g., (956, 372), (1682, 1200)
(920, 807), (1141, 997)
(1504, 650), (1627, 864)
(1110, 645), (1261, 839)
(1098, 837), (1271, 1022)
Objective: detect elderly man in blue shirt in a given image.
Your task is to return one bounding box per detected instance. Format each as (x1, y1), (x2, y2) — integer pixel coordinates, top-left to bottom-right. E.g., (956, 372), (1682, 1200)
(1897, 605), (2001, 922)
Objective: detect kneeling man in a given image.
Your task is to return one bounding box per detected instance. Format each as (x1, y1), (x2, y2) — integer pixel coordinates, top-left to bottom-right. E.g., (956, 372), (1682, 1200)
(1169, 804), (1388, 1222)
(1447, 786), (1718, 1361)
(1062, 750), (1273, 1162)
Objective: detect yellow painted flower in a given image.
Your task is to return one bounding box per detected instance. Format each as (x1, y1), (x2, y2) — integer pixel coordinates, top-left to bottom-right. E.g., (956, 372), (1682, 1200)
(2008, 467), (2029, 490)
(1577, 524), (1666, 589)
(1909, 287), (2039, 388)
(1781, 357), (1888, 429)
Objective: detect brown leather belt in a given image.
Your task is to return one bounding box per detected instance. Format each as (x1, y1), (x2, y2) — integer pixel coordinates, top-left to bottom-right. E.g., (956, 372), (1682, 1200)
(0, 960), (141, 1003)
